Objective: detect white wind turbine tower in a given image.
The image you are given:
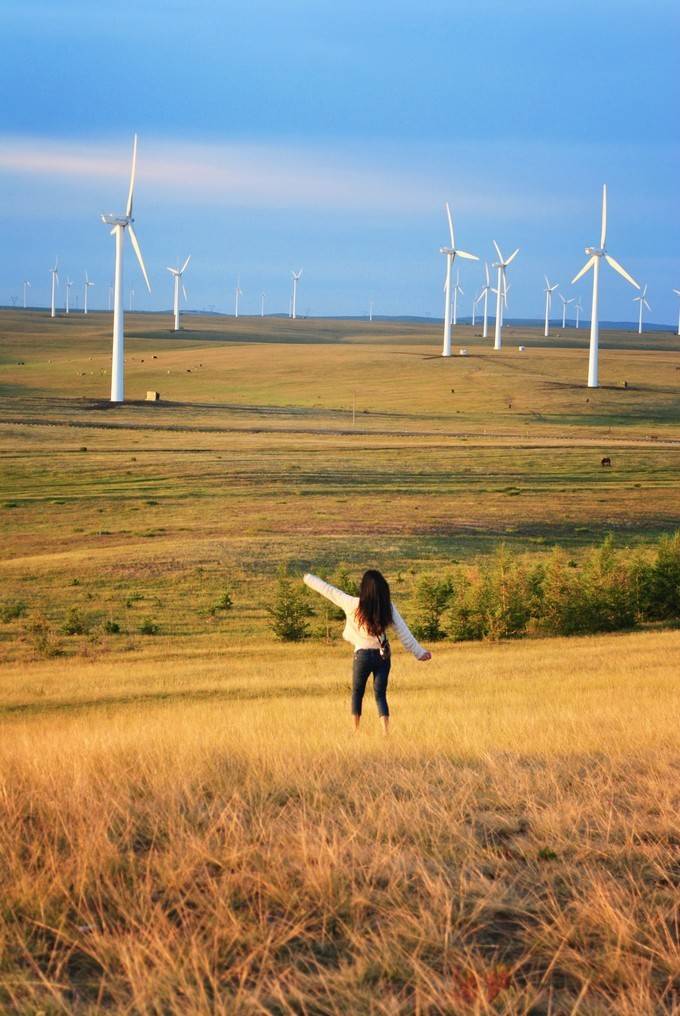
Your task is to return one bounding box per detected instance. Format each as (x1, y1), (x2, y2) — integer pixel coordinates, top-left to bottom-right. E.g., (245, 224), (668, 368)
(633, 283), (650, 334)
(572, 184), (639, 388)
(543, 277), (559, 337)
(260, 292), (266, 318)
(83, 272), (95, 314)
(100, 134), (152, 403)
(471, 291), (481, 328)
(234, 276), (242, 318)
(673, 289), (680, 336)
(439, 203), (478, 356)
(491, 241), (519, 350)
(369, 300), (374, 322)
(559, 293), (574, 328)
(167, 255), (191, 331)
(23, 280), (31, 309)
(49, 259), (59, 318)
(574, 299), (583, 329)
(291, 269), (303, 320)
(65, 277), (73, 314)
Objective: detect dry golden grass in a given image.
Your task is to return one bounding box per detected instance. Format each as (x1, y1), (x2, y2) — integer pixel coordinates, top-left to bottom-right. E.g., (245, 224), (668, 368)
(2, 633), (680, 1014)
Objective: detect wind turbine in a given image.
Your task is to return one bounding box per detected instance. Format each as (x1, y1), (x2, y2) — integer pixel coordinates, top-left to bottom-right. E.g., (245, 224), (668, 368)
(234, 276), (242, 318)
(369, 300), (374, 322)
(471, 291), (480, 328)
(478, 262), (491, 338)
(260, 292), (266, 318)
(439, 203), (478, 356)
(543, 277), (559, 337)
(559, 293), (574, 328)
(100, 133), (151, 402)
(83, 272), (95, 314)
(452, 269), (464, 326)
(167, 255), (191, 331)
(65, 277), (73, 314)
(574, 299), (583, 329)
(674, 289), (680, 336)
(633, 284), (650, 334)
(49, 259), (59, 318)
(22, 280), (31, 309)
(491, 241), (519, 350)
(129, 288), (135, 312)
(291, 269), (303, 320)
(571, 184), (639, 388)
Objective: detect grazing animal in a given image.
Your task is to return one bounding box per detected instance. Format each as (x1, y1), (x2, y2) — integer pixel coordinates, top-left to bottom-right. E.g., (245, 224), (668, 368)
(601, 457), (612, 468)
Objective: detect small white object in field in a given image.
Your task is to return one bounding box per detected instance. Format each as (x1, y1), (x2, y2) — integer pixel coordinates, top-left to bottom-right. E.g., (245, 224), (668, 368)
(459, 349), (468, 356)
(146, 390), (160, 401)
(518, 345), (525, 351)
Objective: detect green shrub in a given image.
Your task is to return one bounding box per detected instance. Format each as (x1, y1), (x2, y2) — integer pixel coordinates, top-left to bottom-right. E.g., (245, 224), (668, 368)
(61, 607), (97, 636)
(640, 532), (680, 621)
(412, 574), (454, 640)
(139, 618), (159, 635)
(23, 613), (62, 657)
(268, 570), (313, 642)
(1, 599), (28, 623)
(447, 548), (538, 641)
(540, 538), (636, 636)
(211, 590), (233, 614)
(104, 619), (121, 634)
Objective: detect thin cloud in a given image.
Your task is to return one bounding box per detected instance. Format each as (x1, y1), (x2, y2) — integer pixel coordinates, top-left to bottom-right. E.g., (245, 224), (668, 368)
(0, 135), (581, 220)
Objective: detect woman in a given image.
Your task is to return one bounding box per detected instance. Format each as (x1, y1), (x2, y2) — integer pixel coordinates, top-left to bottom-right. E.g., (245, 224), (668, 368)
(304, 569), (432, 735)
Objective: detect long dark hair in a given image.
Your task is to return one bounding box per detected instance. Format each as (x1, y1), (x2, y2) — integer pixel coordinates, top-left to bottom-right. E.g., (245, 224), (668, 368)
(354, 569), (393, 636)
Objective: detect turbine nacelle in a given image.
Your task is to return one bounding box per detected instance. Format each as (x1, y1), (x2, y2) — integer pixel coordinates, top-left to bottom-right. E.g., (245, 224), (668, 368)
(101, 213), (132, 228)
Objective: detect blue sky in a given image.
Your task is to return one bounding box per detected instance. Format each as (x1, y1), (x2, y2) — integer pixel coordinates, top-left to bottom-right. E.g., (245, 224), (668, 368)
(1, 0), (678, 323)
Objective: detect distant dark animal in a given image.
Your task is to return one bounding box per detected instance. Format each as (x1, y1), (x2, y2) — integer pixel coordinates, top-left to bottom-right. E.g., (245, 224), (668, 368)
(601, 457), (612, 468)
(623, 380), (628, 389)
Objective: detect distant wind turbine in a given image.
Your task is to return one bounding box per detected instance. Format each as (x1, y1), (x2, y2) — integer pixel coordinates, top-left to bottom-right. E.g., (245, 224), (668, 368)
(574, 299), (583, 329)
(260, 292), (266, 318)
(167, 255), (191, 331)
(369, 300), (374, 322)
(633, 283), (650, 334)
(100, 134), (151, 402)
(452, 269), (463, 326)
(49, 259), (59, 318)
(291, 269), (303, 320)
(543, 277), (559, 337)
(65, 277), (73, 314)
(491, 241), (519, 350)
(129, 288), (135, 312)
(83, 272), (95, 314)
(234, 276), (242, 318)
(559, 293), (574, 329)
(674, 288), (680, 336)
(439, 203), (478, 357)
(478, 263), (491, 339)
(571, 184), (639, 388)
(471, 291), (480, 328)
(23, 280), (31, 309)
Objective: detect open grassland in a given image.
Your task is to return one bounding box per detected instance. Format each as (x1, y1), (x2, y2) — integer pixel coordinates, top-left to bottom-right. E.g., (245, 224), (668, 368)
(2, 312), (680, 1012)
(2, 633), (680, 1014)
(1, 311), (680, 656)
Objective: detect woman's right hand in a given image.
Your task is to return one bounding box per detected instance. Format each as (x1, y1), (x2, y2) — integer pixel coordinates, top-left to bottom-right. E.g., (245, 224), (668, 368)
(418, 650), (432, 661)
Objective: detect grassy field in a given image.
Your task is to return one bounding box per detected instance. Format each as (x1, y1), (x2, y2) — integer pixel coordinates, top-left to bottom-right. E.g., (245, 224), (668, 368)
(1, 311), (680, 1012)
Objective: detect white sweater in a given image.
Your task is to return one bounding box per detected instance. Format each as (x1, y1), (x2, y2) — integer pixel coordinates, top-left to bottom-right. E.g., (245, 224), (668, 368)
(303, 573), (427, 659)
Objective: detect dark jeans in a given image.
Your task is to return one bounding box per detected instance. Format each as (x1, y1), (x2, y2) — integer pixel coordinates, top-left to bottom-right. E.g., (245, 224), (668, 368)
(352, 649), (391, 718)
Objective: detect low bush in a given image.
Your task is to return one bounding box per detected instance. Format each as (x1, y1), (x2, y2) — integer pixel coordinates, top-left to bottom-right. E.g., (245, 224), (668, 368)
(23, 613), (63, 657)
(61, 607), (98, 636)
(268, 569), (314, 642)
(1, 599), (28, 623)
(139, 618), (159, 636)
(412, 574), (454, 640)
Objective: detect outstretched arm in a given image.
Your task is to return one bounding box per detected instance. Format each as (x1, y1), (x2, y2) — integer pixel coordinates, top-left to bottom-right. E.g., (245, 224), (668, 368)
(391, 604), (431, 660)
(303, 573), (356, 613)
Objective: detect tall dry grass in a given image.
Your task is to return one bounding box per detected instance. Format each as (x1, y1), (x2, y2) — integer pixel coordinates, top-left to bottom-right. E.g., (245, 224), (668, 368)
(1, 632), (680, 1014)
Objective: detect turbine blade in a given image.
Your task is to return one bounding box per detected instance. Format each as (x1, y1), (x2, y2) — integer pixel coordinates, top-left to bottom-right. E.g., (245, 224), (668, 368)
(445, 202), (454, 248)
(605, 253), (639, 289)
(492, 240), (503, 263)
(456, 250), (479, 261)
(571, 256), (596, 285)
(544, 275), (550, 288)
(182, 285), (188, 301)
(128, 224), (151, 292)
(600, 184), (607, 249)
(506, 248), (520, 265)
(644, 300), (651, 310)
(166, 267), (178, 275)
(180, 254), (191, 274)
(484, 262), (490, 286)
(126, 134), (138, 219)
